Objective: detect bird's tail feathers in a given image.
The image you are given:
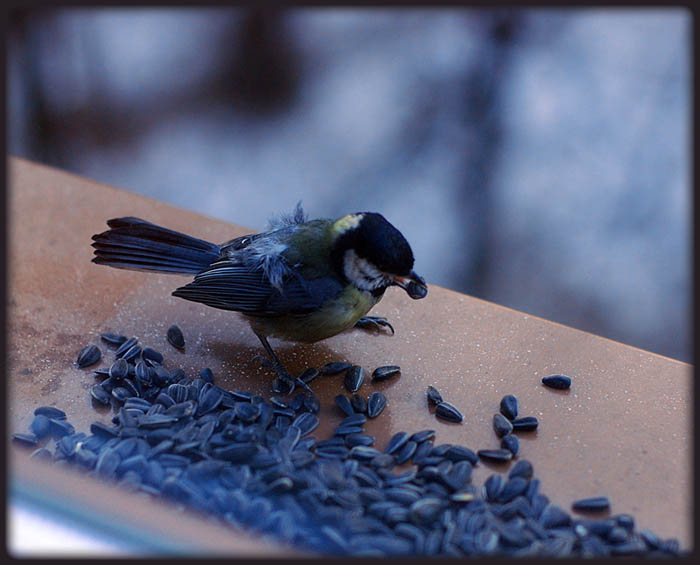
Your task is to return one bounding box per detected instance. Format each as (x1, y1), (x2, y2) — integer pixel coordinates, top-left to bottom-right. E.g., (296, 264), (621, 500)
(91, 217), (220, 275)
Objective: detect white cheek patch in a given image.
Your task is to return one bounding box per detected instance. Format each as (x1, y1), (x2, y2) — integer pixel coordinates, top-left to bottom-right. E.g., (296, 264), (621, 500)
(343, 249), (386, 291)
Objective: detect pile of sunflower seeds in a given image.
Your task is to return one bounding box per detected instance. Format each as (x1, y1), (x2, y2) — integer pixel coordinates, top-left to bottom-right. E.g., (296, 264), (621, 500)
(12, 329), (683, 557)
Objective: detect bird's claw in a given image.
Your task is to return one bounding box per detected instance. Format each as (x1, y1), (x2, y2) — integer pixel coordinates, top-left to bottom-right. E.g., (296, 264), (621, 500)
(253, 354), (299, 395)
(354, 316), (395, 336)
(252, 354), (274, 370)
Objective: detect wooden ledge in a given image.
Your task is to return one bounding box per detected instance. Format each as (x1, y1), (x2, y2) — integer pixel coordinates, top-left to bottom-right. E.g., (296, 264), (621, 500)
(7, 157), (692, 552)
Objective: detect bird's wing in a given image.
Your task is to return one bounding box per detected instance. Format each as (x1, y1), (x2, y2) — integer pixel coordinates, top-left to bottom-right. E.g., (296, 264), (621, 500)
(171, 259), (342, 317)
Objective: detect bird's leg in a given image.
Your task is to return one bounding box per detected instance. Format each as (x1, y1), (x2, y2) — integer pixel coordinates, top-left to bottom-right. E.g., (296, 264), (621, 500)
(354, 316), (395, 336)
(254, 333), (308, 395)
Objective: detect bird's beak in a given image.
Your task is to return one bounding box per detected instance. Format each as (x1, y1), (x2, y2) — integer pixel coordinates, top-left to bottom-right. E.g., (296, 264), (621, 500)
(392, 270), (428, 299)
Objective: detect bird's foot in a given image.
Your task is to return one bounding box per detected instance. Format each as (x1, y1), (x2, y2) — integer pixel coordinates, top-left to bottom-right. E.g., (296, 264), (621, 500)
(254, 354), (305, 396)
(354, 316), (395, 336)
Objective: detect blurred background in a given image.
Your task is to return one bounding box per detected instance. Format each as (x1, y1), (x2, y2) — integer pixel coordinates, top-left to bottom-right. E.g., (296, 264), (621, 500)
(7, 7), (691, 362)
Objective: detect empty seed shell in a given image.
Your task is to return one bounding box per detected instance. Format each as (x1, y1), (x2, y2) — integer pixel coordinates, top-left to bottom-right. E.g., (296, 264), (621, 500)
(166, 325), (185, 350)
(542, 375), (572, 390)
(76, 345), (101, 368)
(499, 394), (519, 420)
(371, 365), (401, 382)
(344, 366), (366, 393)
(367, 392), (387, 418)
(426, 386), (443, 406)
(435, 401), (463, 423)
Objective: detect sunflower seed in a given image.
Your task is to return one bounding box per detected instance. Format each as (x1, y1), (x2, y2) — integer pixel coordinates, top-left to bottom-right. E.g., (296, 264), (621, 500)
(344, 366), (366, 393)
(90, 384), (111, 405)
(316, 445), (350, 459)
(493, 413), (513, 437)
(394, 441), (417, 464)
(115, 337), (138, 358)
(441, 460), (473, 491)
(409, 498), (446, 525)
(372, 365), (400, 382)
(29, 414), (51, 439)
(540, 504), (571, 529)
(49, 419), (75, 438)
(444, 445), (478, 465)
(498, 477), (529, 503)
(12, 433), (39, 448)
(509, 459), (534, 481)
(76, 345), (101, 368)
(138, 414), (179, 428)
(501, 434), (520, 456)
(350, 393), (367, 414)
(345, 434), (375, 447)
(410, 440), (431, 463)
(477, 449), (513, 463)
(197, 388), (223, 416)
(303, 392), (320, 414)
(334, 394), (355, 417)
(367, 392), (387, 418)
(512, 416), (539, 432)
(572, 496), (611, 513)
(34, 406), (67, 420)
(120, 343), (142, 362)
(542, 375), (572, 390)
(483, 474), (505, 502)
(100, 333), (127, 347)
(292, 413), (319, 436)
(166, 325), (185, 350)
(409, 429), (436, 444)
(96, 449), (121, 478)
(435, 401), (463, 423)
(111, 386), (133, 403)
(499, 394), (519, 420)
(141, 347), (164, 365)
(333, 425), (364, 436)
(321, 362), (352, 375)
(385, 431), (409, 455)
(109, 359), (129, 380)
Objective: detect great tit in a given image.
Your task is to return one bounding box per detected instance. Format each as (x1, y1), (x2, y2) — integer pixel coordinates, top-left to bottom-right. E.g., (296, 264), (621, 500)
(91, 203), (427, 391)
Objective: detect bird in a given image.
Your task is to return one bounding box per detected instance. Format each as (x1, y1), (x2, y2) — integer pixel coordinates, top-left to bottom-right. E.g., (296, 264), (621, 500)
(91, 203), (427, 393)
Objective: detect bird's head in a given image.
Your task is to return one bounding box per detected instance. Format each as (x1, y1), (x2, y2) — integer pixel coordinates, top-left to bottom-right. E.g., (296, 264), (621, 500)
(330, 212), (428, 299)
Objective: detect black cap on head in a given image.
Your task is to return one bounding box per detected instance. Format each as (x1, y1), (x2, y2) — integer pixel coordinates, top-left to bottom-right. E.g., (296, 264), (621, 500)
(334, 212), (415, 276)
